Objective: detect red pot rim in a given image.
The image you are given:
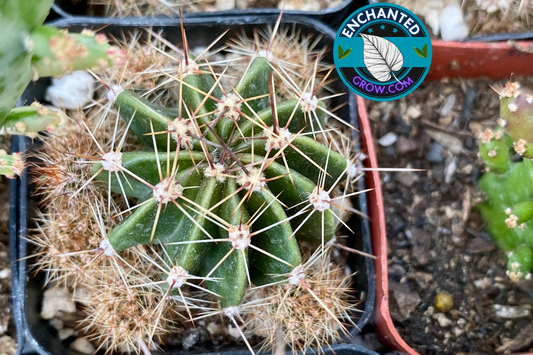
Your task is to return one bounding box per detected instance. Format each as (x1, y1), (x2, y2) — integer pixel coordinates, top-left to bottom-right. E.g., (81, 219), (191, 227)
(361, 38), (533, 355)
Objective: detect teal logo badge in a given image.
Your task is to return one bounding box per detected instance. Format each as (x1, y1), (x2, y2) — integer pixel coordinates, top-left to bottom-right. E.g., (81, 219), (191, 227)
(334, 3), (432, 101)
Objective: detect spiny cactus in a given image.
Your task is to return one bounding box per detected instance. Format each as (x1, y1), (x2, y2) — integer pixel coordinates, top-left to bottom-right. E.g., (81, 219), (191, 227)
(477, 81), (533, 282)
(0, 0), (124, 178)
(91, 53), (353, 308)
(30, 22), (366, 354)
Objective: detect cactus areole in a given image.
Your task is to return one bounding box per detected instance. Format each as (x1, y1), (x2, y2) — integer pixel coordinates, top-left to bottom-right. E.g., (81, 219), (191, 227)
(93, 57), (353, 307)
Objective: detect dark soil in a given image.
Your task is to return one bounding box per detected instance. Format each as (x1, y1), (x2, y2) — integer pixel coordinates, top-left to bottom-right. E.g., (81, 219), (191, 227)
(366, 78), (533, 355)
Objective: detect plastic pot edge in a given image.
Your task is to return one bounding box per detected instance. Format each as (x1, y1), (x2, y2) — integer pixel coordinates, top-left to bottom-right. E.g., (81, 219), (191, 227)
(51, 0), (367, 28)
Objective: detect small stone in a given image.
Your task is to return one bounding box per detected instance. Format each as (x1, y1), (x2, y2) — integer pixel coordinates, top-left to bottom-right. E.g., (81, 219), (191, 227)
(390, 282), (420, 319)
(228, 325), (241, 340)
(457, 318), (467, 329)
(453, 327), (464, 337)
(396, 136), (418, 155)
(433, 313), (453, 327)
(406, 105), (421, 119)
(59, 328), (75, 340)
(493, 305), (531, 319)
(412, 272), (434, 289)
(425, 129), (464, 154)
(396, 168), (419, 187)
(41, 288), (76, 319)
(207, 322), (219, 335)
(182, 331), (200, 350)
(0, 335), (16, 355)
(70, 337), (95, 354)
(424, 306), (435, 316)
(444, 157), (457, 183)
(0, 270), (9, 279)
(379, 132), (398, 147)
(426, 142), (445, 163)
(439, 94), (457, 116)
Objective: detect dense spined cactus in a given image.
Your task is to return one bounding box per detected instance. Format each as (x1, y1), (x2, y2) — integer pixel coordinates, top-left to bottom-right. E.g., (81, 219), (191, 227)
(91, 54), (353, 308)
(0, 0), (123, 177)
(30, 23), (366, 354)
(477, 81), (533, 282)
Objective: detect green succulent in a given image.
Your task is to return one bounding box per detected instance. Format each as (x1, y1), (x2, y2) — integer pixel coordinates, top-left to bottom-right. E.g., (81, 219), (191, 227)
(477, 81), (533, 282)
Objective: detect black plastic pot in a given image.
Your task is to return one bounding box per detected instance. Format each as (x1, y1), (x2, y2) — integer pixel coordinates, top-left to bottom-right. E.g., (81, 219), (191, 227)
(51, 0), (367, 28)
(10, 15), (376, 355)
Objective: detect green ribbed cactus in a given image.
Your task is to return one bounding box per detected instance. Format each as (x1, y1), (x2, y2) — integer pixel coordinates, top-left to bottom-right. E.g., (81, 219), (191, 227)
(477, 81), (533, 282)
(91, 56), (353, 308)
(0, 0), (123, 178)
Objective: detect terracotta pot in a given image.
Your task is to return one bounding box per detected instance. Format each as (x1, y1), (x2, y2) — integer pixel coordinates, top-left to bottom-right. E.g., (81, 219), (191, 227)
(362, 39), (533, 355)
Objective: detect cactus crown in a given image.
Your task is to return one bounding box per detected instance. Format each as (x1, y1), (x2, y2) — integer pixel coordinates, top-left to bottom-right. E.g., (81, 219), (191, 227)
(477, 81), (533, 282)
(31, 23), (365, 354)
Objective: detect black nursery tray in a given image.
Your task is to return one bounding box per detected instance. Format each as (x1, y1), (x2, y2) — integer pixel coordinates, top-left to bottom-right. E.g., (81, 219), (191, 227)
(52, 0), (367, 28)
(10, 15), (376, 355)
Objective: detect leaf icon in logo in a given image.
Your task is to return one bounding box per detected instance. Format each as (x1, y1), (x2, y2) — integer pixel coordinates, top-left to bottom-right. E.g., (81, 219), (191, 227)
(361, 34), (404, 82)
(341, 48), (351, 59)
(414, 43), (428, 59)
(338, 45), (344, 59)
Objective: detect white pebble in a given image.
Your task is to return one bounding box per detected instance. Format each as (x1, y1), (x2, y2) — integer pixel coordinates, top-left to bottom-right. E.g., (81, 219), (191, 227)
(46, 71), (95, 109)
(439, 5), (469, 41)
(40, 288), (76, 319)
(378, 132), (398, 147)
(70, 337), (95, 354)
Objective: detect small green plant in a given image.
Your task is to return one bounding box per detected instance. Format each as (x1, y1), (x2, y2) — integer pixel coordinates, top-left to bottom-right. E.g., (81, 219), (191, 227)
(477, 81), (533, 282)
(0, 0), (123, 178)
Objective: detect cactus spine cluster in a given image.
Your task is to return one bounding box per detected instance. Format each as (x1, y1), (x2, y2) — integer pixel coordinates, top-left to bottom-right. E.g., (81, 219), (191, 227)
(0, 0), (123, 178)
(478, 81), (533, 282)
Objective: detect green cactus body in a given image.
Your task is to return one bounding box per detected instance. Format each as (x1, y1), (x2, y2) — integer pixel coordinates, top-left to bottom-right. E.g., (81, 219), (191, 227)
(1, 103), (63, 138)
(477, 81), (533, 281)
(93, 57), (350, 306)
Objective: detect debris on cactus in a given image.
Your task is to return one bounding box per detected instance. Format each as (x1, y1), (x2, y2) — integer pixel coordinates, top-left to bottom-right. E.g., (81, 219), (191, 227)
(477, 81), (533, 282)
(29, 19), (369, 355)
